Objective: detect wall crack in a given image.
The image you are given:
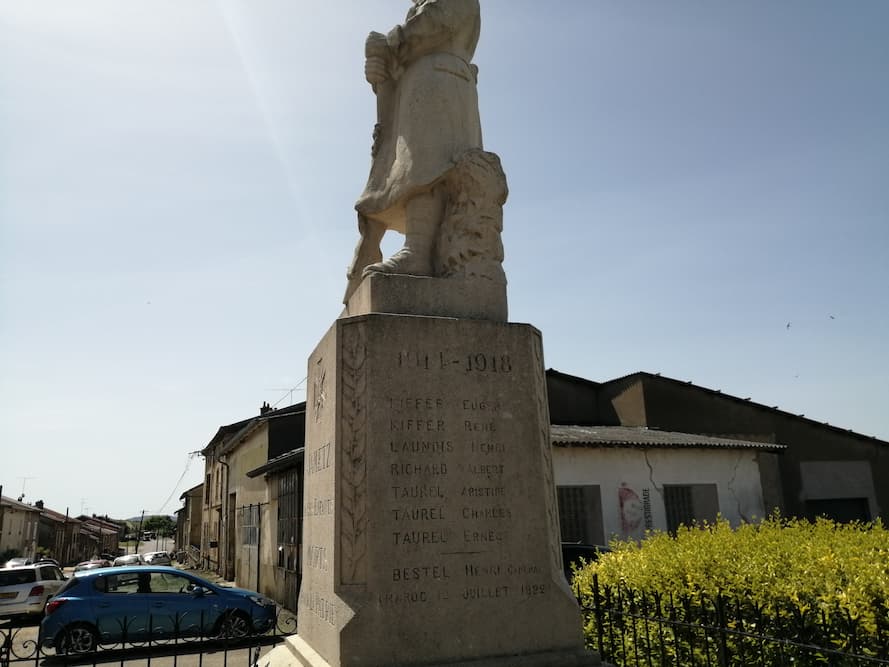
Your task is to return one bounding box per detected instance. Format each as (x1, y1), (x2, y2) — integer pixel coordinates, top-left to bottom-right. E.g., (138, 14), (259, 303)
(643, 450), (663, 500)
(728, 452), (749, 522)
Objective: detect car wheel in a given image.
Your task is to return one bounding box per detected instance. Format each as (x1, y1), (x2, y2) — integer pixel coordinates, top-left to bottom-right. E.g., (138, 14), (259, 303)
(218, 610), (251, 639)
(57, 622), (98, 654)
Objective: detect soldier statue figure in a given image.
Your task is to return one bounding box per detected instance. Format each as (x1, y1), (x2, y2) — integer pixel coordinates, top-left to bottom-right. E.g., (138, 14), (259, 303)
(344, 0), (507, 305)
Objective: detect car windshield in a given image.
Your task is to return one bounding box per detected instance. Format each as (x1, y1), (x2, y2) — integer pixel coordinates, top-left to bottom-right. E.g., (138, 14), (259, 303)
(0, 570), (36, 586)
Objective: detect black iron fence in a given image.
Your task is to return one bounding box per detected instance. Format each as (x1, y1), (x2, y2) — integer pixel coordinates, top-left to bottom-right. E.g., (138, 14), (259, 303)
(0, 611), (296, 667)
(581, 575), (889, 666)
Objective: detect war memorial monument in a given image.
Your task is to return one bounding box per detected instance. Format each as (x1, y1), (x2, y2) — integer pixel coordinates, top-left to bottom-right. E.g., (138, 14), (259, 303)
(266, 1), (600, 664)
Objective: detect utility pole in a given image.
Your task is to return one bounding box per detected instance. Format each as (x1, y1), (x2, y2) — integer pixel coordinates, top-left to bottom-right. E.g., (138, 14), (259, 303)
(0, 485), (5, 547)
(135, 510), (145, 556)
(64, 508), (70, 566)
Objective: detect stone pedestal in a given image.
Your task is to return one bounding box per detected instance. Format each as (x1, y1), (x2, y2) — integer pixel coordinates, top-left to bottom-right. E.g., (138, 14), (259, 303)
(342, 273), (508, 323)
(266, 313), (598, 666)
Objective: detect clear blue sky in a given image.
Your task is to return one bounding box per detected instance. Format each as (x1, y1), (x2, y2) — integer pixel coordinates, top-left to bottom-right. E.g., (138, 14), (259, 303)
(2, 1), (887, 519)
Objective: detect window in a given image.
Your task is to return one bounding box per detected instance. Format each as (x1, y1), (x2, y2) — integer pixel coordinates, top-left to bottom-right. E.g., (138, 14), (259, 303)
(99, 573), (146, 594)
(805, 498), (870, 523)
(147, 572), (198, 594)
(664, 484), (719, 533)
(0, 570), (35, 586)
(238, 505), (259, 546)
(557, 485), (604, 545)
(276, 469), (300, 571)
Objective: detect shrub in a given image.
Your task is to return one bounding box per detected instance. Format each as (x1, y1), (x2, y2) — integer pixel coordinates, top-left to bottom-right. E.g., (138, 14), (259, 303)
(572, 515), (889, 664)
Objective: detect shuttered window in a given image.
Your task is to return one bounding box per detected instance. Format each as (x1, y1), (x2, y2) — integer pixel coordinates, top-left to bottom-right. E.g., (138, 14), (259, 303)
(276, 469), (300, 572)
(664, 484), (719, 533)
(557, 485), (604, 545)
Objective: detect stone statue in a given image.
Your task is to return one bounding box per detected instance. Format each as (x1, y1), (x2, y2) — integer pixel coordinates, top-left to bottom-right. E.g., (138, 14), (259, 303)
(344, 0), (508, 305)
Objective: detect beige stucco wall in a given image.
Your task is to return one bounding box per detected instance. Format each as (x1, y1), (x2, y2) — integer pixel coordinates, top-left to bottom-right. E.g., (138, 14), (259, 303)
(228, 427), (268, 505)
(201, 457), (224, 573)
(225, 424), (277, 597)
(0, 503), (40, 558)
(186, 487), (203, 549)
(552, 446), (767, 542)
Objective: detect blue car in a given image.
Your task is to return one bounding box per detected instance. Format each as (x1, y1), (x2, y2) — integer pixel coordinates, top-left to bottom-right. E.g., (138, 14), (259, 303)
(40, 566), (277, 654)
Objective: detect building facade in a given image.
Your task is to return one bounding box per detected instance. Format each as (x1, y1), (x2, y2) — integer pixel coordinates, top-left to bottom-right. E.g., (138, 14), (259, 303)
(199, 402), (305, 601)
(551, 425), (783, 543)
(176, 483), (204, 560)
(547, 370), (888, 523)
(0, 496), (41, 560)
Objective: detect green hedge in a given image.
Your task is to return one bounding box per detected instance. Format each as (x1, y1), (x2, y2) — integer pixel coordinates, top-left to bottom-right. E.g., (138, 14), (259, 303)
(571, 516), (889, 663)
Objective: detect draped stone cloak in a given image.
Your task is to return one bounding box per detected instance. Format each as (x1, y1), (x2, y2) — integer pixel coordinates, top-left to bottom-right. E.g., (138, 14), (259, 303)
(355, 0), (483, 233)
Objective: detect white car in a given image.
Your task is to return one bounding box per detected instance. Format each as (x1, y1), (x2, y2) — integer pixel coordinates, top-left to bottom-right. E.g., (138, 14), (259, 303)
(111, 554), (145, 567)
(143, 551), (172, 565)
(0, 563), (67, 619)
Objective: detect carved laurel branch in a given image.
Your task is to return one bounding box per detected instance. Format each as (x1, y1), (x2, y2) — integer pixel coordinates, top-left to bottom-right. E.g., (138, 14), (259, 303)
(340, 322), (368, 585)
(533, 335), (562, 573)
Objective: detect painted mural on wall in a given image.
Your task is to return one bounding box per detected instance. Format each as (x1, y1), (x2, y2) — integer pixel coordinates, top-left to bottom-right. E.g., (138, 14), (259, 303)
(618, 483), (655, 540)
(618, 483), (644, 540)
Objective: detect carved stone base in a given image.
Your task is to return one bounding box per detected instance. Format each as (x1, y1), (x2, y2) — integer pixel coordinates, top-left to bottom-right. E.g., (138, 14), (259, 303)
(342, 273), (507, 322)
(280, 313), (598, 667)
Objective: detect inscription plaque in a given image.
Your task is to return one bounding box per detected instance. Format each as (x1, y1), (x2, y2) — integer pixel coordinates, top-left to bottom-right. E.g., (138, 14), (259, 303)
(290, 314), (594, 666)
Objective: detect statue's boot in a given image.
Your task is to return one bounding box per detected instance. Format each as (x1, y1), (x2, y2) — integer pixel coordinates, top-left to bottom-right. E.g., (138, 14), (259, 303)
(362, 237), (433, 277)
(363, 189), (442, 277)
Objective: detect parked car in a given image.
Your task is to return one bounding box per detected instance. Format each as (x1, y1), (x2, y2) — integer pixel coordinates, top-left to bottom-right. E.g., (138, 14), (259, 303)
(35, 558), (61, 568)
(111, 554), (144, 567)
(0, 563), (67, 619)
(143, 551), (172, 566)
(3, 558), (32, 568)
(40, 566), (277, 654)
(561, 542), (610, 580)
(73, 560), (112, 573)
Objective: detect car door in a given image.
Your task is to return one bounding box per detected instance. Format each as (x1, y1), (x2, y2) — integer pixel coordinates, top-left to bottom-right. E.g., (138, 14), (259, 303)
(38, 565), (66, 599)
(93, 572), (152, 644)
(144, 572), (219, 639)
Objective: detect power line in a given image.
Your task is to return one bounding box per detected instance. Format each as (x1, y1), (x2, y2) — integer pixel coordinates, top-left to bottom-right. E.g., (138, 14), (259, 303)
(269, 376), (307, 408)
(155, 452), (201, 515)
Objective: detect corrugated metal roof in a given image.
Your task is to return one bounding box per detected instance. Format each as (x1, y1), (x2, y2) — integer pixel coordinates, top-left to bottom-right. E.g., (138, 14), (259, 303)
(246, 448), (305, 478)
(551, 425), (785, 451)
(588, 370), (888, 444)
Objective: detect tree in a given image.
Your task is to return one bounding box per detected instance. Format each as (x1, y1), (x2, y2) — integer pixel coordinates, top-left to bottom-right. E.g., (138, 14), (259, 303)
(142, 515), (176, 537)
